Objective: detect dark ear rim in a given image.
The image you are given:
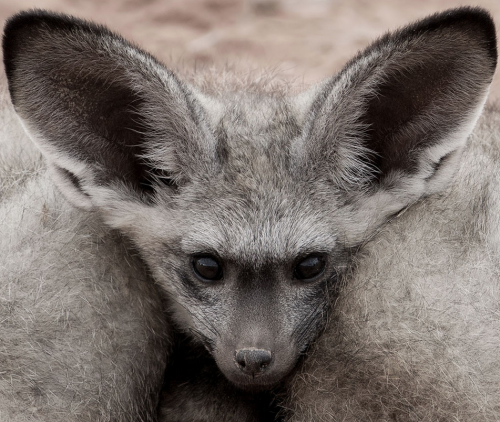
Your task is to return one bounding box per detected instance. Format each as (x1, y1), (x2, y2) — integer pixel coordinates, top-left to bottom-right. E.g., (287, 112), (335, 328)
(380, 7), (496, 65)
(308, 7), (497, 119)
(297, 6), (497, 194)
(2, 8), (212, 143)
(2, 9), (221, 209)
(3, 10), (124, 100)
(352, 7), (497, 80)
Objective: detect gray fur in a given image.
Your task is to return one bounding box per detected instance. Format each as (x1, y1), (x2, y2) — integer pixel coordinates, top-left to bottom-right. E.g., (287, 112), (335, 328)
(281, 105), (500, 421)
(0, 12), (272, 422)
(0, 71), (171, 421)
(2, 6), (500, 421)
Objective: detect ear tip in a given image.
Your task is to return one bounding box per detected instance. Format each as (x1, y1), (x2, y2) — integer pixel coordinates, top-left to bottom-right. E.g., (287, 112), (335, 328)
(406, 7), (497, 69)
(4, 9), (94, 33)
(407, 7), (496, 35)
(438, 7), (496, 64)
(3, 9), (117, 101)
(3, 9), (112, 46)
(4, 10), (69, 46)
(3, 10), (46, 100)
(3, 10), (65, 86)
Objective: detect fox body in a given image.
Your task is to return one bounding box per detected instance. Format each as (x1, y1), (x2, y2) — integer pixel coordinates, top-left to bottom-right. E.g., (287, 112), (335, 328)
(0, 72), (263, 421)
(0, 73), (170, 421)
(282, 105), (500, 421)
(1, 6), (500, 421)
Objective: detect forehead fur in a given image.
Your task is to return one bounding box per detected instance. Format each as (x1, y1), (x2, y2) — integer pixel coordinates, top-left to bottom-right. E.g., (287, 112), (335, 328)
(159, 90), (339, 264)
(216, 93), (299, 178)
(178, 190), (339, 265)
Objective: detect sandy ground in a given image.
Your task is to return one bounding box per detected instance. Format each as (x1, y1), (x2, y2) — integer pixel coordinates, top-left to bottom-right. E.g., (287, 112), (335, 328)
(1, 0), (499, 99)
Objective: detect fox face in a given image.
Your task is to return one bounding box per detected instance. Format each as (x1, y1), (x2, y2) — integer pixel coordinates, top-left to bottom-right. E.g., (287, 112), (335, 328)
(104, 92), (349, 389)
(3, 8), (496, 389)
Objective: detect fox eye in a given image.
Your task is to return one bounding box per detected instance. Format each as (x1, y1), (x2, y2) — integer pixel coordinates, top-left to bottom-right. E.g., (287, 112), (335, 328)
(193, 255), (223, 282)
(294, 255), (326, 281)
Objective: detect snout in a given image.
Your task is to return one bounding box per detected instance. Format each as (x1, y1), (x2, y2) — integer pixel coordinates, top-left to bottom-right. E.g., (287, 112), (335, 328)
(234, 348), (272, 377)
(213, 341), (298, 390)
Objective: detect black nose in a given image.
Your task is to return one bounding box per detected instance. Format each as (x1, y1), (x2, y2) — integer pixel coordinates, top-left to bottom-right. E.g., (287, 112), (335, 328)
(235, 349), (272, 376)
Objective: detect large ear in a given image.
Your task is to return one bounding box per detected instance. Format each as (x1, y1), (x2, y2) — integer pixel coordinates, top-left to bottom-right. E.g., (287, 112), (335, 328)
(294, 8), (497, 244)
(2, 10), (217, 210)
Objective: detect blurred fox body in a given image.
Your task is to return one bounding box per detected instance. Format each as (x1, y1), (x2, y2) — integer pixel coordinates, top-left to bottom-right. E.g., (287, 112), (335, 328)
(283, 105), (500, 421)
(1, 6), (500, 422)
(0, 74), (171, 421)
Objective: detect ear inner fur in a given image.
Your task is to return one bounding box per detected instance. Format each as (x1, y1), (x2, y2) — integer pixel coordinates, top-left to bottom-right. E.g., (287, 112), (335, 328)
(293, 7), (497, 245)
(2, 10), (217, 208)
(297, 7), (496, 190)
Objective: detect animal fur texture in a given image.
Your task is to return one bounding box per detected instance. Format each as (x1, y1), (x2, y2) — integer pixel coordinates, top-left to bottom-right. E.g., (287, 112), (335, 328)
(0, 13), (275, 422)
(0, 70), (172, 421)
(0, 67), (265, 422)
(1, 6), (500, 421)
(280, 105), (500, 421)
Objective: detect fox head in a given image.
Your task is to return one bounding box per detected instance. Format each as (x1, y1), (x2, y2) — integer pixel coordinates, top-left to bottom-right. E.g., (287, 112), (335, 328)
(3, 8), (496, 389)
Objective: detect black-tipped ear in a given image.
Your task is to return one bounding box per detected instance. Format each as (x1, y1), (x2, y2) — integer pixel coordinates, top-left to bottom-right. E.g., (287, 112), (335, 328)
(293, 7), (497, 245)
(3, 10), (216, 209)
(361, 7), (496, 180)
(294, 8), (496, 243)
(297, 7), (496, 194)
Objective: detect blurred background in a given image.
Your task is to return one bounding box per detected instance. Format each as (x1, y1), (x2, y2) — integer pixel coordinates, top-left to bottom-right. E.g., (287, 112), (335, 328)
(1, 0), (499, 98)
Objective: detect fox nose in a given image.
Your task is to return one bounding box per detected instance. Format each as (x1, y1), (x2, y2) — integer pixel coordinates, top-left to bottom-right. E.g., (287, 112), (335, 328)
(235, 348), (272, 376)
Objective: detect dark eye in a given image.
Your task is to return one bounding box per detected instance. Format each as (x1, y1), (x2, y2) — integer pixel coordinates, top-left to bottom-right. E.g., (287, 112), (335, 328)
(294, 255), (326, 281)
(193, 255), (223, 282)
